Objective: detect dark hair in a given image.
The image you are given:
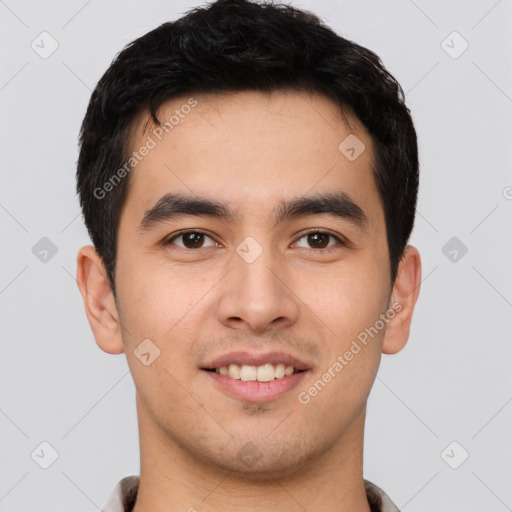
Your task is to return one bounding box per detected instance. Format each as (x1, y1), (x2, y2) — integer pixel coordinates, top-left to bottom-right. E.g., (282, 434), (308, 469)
(76, 0), (418, 299)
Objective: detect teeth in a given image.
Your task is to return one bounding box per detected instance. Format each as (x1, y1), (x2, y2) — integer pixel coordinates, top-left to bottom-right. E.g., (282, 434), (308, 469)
(240, 365), (257, 381)
(256, 363), (274, 382)
(216, 363), (300, 382)
(228, 364), (241, 380)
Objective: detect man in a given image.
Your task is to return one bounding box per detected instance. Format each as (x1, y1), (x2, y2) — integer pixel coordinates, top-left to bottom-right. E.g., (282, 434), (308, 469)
(75, 0), (421, 510)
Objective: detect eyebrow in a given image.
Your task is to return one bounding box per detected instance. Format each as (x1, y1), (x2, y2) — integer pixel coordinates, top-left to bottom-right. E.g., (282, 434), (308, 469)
(136, 191), (369, 234)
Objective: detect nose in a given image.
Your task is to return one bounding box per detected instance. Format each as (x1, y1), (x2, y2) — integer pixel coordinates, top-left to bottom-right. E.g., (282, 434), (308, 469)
(217, 247), (299, 334)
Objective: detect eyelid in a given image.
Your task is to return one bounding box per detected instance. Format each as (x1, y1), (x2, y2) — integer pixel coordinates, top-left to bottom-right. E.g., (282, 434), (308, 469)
(165, 229), (220, 248)
(165, 228), (347, 250)
(292, 228), (347, 249)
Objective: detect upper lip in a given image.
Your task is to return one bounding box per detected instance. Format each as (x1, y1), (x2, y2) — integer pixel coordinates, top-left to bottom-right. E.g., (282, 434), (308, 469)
(201, 351), (311, 371)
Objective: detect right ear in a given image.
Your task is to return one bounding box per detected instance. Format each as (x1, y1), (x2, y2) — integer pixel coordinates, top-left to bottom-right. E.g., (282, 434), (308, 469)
(76, 245), (125, 354)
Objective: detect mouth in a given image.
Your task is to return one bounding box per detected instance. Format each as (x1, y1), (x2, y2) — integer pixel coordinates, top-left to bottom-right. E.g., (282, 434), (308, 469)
(203, 363), (305, 382)
(200, 351), (311, 402)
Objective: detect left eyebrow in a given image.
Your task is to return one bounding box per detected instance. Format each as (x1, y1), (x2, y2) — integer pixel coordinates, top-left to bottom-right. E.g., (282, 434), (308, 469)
(136, 191), (369, 234)
(272, 191), (369, 231)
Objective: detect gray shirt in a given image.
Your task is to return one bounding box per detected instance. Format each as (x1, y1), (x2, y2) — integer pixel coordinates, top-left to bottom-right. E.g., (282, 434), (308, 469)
(101, 475), (400, 511)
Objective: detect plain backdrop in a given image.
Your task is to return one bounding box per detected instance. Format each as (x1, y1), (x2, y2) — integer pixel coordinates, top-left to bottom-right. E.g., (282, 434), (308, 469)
(0, 0), (511, 510)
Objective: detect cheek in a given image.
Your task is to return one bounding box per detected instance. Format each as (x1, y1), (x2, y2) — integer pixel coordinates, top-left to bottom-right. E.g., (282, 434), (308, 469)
(299, 259), (388, 341)
(119, 274), (201, 412)
(119, 256), (203, 336)
(295, 269), (386, 426)
(118, 266), (216, 387)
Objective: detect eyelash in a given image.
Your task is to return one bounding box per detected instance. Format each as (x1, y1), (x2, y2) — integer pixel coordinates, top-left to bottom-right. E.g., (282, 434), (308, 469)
(165, 229), (346, 251)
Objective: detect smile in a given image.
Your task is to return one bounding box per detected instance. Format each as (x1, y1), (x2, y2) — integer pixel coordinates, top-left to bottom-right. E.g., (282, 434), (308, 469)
(200, 351), (312, 402)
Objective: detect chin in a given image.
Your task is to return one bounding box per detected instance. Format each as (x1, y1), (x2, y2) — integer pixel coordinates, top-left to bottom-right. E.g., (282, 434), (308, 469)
(198, 437), (319, 482)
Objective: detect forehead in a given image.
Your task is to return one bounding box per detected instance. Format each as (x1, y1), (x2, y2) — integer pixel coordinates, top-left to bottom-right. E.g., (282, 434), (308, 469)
(122, 89), (381, 227)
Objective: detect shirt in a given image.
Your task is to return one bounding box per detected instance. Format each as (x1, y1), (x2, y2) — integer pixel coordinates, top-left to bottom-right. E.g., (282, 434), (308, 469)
(101, 475), (400, 511)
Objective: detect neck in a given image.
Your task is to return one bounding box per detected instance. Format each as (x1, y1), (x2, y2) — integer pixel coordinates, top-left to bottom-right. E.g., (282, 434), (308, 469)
(132, 397), (371, 512)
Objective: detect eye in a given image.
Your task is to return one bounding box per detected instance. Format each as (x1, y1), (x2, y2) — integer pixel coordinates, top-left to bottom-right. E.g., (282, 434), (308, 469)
(293, 230), (343, 250)
(166, 231), (218, 249)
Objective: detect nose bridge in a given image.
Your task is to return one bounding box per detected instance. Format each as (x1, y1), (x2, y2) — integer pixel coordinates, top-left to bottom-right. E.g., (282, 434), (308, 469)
(237, 245), (279, 296)
(217, 237), (298, 332)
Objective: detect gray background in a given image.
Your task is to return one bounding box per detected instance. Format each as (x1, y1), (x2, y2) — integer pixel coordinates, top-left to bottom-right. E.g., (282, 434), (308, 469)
(1, 0), (511, 510)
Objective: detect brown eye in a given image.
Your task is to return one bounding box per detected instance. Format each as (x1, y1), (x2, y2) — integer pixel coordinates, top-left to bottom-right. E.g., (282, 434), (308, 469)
(167, 231), (216, 249)
(294, 231), (341, 250)
(182, 232), (204, 248)
(307, 232), (330, 248)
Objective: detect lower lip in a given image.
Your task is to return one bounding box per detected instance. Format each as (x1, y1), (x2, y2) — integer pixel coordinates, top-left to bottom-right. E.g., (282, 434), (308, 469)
(202, 370), (309, 402)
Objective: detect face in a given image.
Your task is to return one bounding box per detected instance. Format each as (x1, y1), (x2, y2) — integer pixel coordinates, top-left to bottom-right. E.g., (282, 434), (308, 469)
(98, 90), (400, 477)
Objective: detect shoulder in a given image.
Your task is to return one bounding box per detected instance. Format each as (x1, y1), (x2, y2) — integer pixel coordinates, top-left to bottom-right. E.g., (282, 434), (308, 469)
(101, 475), (140, 512)
(364, 479), (401, 512)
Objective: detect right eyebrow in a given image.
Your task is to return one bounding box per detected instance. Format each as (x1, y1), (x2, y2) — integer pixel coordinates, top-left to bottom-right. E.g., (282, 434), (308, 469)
(136, 193), (240, 234)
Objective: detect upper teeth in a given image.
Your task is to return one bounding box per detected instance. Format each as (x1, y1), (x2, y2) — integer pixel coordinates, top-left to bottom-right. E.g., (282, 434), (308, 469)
(215, 363), (297, 382)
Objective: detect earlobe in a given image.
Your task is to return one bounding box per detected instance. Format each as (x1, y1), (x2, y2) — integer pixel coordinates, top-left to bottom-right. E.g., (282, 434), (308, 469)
(382, 245), (422, 355)
(76, 245), (125, 355)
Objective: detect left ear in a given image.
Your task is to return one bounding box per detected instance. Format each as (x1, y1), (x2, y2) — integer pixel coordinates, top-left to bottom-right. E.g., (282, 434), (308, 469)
(382, 245), (422, 355)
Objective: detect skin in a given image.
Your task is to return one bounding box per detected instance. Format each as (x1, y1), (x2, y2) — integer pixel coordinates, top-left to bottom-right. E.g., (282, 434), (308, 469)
(76, 90), (421, 512)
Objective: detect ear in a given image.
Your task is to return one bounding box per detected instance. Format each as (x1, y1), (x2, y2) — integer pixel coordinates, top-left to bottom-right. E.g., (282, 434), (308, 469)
(76, 245), (125, 354)
(382, 245), (421, 355)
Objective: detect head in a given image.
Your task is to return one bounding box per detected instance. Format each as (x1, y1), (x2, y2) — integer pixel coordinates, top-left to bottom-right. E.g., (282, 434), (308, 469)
(76, 0), (421, 480)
